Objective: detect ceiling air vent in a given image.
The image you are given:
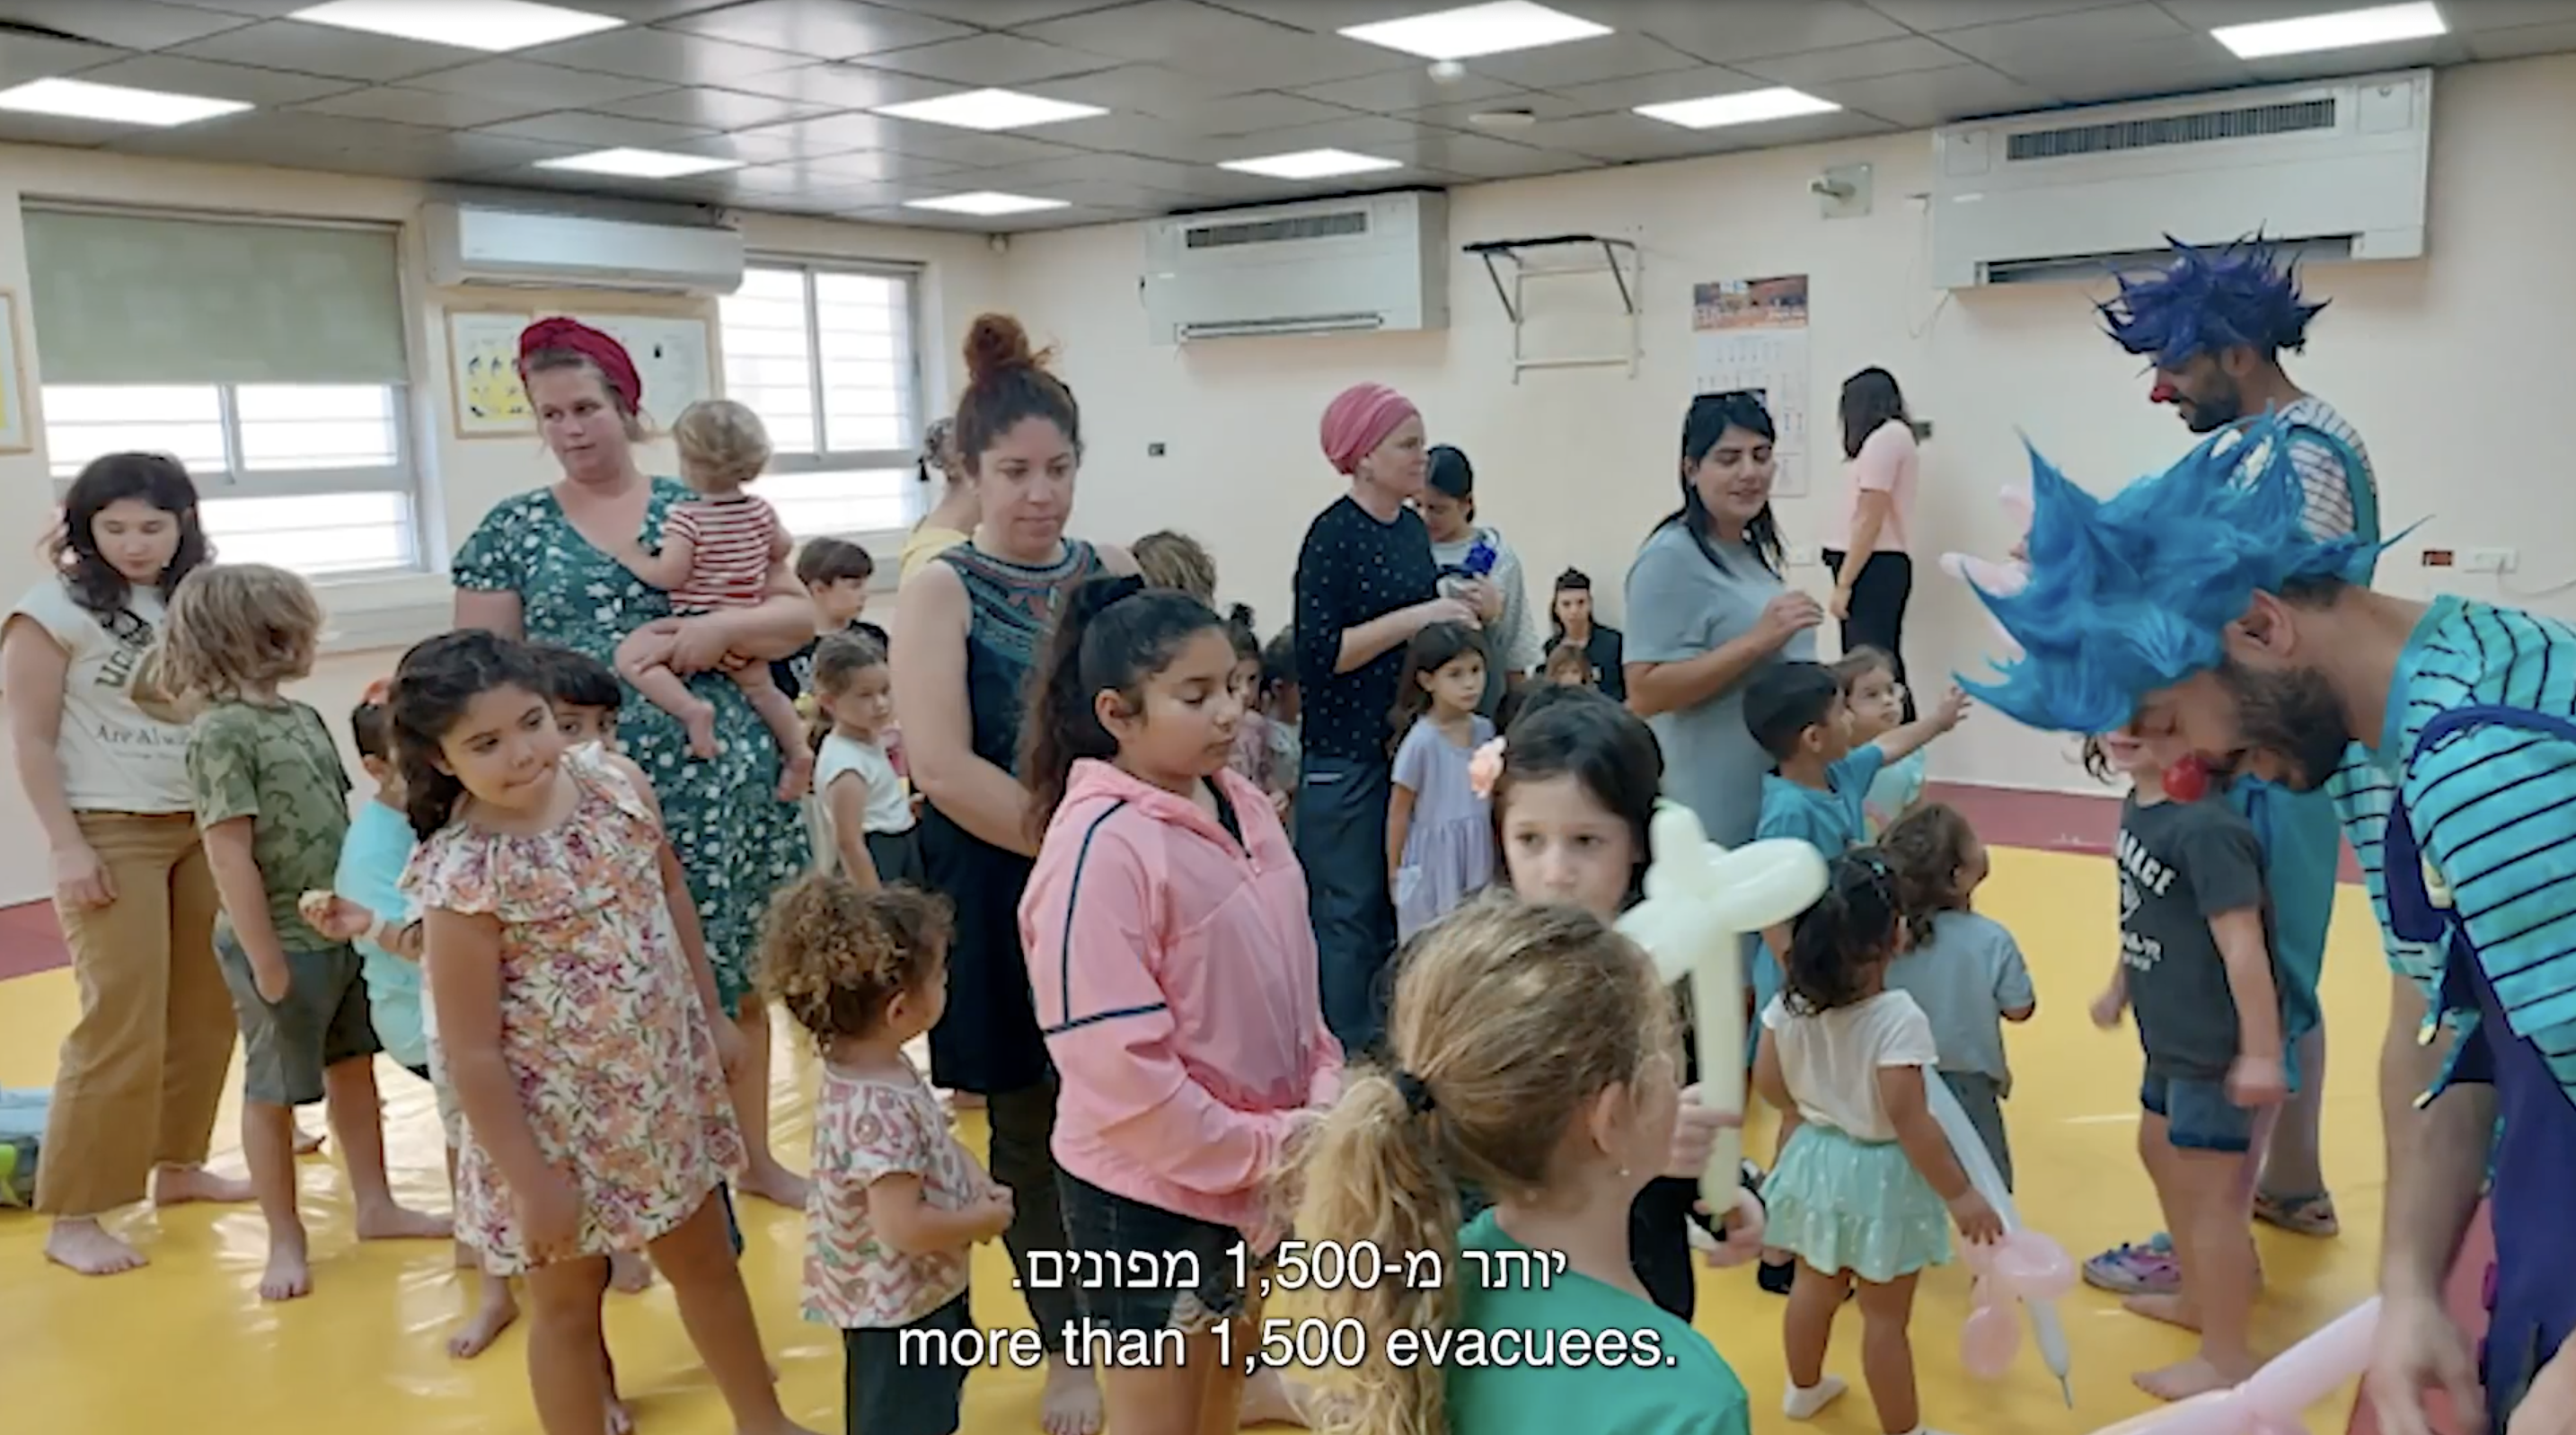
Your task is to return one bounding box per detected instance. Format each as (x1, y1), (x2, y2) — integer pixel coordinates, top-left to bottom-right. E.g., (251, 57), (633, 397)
(2006, 97), (2337, 163)
(1185, 209), (1370, 250)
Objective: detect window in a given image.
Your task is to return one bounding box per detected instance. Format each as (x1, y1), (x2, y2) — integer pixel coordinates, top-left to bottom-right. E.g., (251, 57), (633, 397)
(719, 261), (923, 538)
(24, 207), (421, 580)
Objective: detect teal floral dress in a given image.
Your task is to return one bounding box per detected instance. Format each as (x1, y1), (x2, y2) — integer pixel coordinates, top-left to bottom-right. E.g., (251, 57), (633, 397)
(452, 477), (811, 1016)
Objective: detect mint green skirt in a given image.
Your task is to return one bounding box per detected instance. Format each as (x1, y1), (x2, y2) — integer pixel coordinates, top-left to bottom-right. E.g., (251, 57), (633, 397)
(1763, 1122), (1953, 1282)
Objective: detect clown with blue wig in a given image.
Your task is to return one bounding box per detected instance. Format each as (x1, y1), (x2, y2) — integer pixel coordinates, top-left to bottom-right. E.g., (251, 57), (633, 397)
(1965, 291), (2576, 1433)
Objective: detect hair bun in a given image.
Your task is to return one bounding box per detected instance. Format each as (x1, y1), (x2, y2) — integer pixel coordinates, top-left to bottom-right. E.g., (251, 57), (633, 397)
(963, 313), (1047, 384)
(1228, 603), (1256, 628)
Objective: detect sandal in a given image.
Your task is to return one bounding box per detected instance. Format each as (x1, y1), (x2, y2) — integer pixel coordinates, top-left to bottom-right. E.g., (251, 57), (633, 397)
(2253, 1190), (2341, 1237)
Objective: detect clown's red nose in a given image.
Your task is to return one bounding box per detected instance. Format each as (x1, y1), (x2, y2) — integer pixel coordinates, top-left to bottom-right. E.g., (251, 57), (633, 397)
(2149, 377), (2179, 404)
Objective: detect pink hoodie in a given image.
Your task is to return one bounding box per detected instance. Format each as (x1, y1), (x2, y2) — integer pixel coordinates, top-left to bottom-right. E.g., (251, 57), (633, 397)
(1019, 758), (1342, 1239)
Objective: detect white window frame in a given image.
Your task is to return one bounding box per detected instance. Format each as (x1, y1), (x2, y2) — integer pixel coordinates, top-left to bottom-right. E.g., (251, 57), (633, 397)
(728, 255), (926, 537)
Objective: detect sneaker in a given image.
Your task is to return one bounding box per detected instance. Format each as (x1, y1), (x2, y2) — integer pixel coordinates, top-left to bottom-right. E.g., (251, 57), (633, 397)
(2084, 1233), (2180, 1295)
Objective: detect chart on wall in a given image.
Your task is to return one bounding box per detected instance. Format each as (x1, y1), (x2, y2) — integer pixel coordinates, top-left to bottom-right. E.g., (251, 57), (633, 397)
(1689, 274), (1811, 497)
(575, 313), (714, 425)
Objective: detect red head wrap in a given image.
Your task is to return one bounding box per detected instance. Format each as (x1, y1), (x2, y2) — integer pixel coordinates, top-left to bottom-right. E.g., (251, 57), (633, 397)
(1319, 383), (1419, 475)
(518, 317), (641, 416)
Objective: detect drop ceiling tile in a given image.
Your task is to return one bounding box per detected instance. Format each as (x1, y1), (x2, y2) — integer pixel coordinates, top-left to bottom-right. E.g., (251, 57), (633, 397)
(1625, 0), (1910, 63)
(403, 58), (676, 107)
(1290, 67), (1531, 115)
(864, 0), (1136, 22)
(1527, 105), (1884, 162)
(2007, 33), (2251, 100)
(1857, 0), (2132, 29)
(536, 0), (749, 16)
(966, 149), (1204, 189)
(1373, 127), (1585, 179)
(0, 0), (255, 48)
(2150, 0), (2369, 24)
(167, 19), (480, 82)
(473, 110), (719, 146)
(295, 85), (555, 127)
(1030, 61), (1239, 114)
(660, 0), (974, 60)
(1190, 0), (1479, 29)
(1124, 88), (1356, 134)
(1017, 0), (1413, 87)
(745, 148), (968, 181)
(1012, 109), (1233, 160)
(871, 120), (1093, 166)
(709, 165), (913, 200)
(867, 32), (1120, 84)
(1458, 30), (1704, 91)
(592, 85), (843, 128)
(1397, 89), (1596, 126)
(2440, 0), (2576, 29)
(968, 176), (1188, 212)
(1736, 36), (1971, 85)
(520, 29), (807, 84)
(1540, 65), (1775, 118)
(69, 54), (365, 105)
(2238, 37), (2466, 82)
(0, 111), (123, 146)
(1804, 62), (2052, 126)
(2466, 18), (2576, 57)
(0, 33), (127, 84)
(715, 59), (955, 107)
(151, 0), (320, 13)
(433, 131), (594, 171)
(729, 109), (909, 158)
(1936, 4), (2189, 78)
(101, 108), (443, 161)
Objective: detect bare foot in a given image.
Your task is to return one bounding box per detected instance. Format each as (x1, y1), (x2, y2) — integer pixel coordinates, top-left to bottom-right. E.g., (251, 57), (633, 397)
(356, 1202), (454, 1242)
(45, 1218), (147, 1276)
(680, 701), (720, 760)
(1042, 1360), (1105, 1435)
(2123, 1292), (2203, 1332)
(777, 749), (815, 802)
(448, 1281), (521, 1360)
(260, 1228), (313, 1301)
(293, 1122), (326, 1156)
(609, 1250), (655, 1294)
(152, 1164), (254, 1206)
(603, 1396), (635, 1435)
(2135, 1352), (2254, 1402)
(739, 1159), (812, 1208)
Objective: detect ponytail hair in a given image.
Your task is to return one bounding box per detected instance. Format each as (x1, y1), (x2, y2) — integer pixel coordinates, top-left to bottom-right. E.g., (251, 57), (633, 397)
(387, 629), (549, 839)
(1020, 575), (1224, 832)
(1879, 803), (1980, 946)
(1224, 603), (1261, 665)
(1302, 896), (1673, 1435)
(1784, 849), (1903, 1015)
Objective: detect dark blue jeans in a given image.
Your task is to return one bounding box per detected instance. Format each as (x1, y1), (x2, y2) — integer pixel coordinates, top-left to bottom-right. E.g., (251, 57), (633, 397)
(1297, 754), (1396, 1056)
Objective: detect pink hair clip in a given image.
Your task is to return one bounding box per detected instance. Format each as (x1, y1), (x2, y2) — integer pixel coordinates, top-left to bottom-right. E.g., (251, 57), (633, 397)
(1467, 736), (1506, 799)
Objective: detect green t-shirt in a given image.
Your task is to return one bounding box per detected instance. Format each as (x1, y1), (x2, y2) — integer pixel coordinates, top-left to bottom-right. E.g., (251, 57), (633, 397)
(1444, 1211), (1751, 1435)
(187, 699), (351, 954)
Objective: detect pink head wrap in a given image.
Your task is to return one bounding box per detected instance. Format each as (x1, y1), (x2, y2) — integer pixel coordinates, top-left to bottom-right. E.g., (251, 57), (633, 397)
(519, 317), (642, 417)
(1319, 383), (1419, 475)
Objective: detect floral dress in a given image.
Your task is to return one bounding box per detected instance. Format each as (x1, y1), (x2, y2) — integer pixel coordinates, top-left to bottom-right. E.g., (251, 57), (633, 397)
(402, 745), (743, 1273)
(453, 478), (812, 1015)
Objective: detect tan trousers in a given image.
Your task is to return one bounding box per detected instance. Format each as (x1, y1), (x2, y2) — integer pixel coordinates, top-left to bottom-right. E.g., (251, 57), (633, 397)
(37, 811), (236, 1218)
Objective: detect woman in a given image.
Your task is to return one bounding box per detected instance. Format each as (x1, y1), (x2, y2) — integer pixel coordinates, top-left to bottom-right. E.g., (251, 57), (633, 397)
(1824, 367), (1920, 718)
(891, 313), (1131, 1435)
(1624, 390), (1823, 850)
(5, 453), (245, 1275)
(1418, 444), (1539, 717)
(899, 416), (976, 584)
(1545, 567), (1626, 702)
(450, 318), (814, 1210)
(1290, 384), (1485, 1055)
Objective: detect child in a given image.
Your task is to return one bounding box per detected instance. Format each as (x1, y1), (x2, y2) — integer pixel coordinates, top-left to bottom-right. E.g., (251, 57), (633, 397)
(157, 564), (449, 1301)
(1018, 577), (1344, 1435)
(1879, 803), (2036, 1189)
(1834, 647), (1927, 838)
(1301, 897), (1753, 1435)
(1387, 621), (1496, 941)
(779, 536), (891, 703)
(530, 642), (622, 751)
(759, 875), (1010, 1435)
(1222, 604), (1292, 817)
(391, 629), (816, 1435)
(1259, 626), (1301, 823)
(810, 632), (922, 890)
(609, 397), (812, 800)
(1489, 685), (1769, 1319)
(2086, 733), (2287, 1402)
(1129, 528), (1217, 602)
(1755, 851), (2004, 1435)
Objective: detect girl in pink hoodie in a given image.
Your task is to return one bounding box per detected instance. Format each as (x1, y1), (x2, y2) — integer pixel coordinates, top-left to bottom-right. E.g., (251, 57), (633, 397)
(1018, 575), (1342, 1435)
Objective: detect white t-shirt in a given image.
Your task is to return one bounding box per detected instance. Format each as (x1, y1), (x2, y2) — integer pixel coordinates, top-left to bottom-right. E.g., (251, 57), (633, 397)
(1763, 989), (1939, 1141)
(7, 577), (192, 814)
(815, 732), (912, 858)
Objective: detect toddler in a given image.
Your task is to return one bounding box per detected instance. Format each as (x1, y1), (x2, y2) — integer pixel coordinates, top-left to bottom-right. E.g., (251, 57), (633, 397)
(1222, 603), (1292, 817)
(1878, 803), (2035, 1189)
(1834, 647), (1928, 838)
(611, 398), (811, 799)
(159, 564), (448, 1301)
(1129, 528), (1217, 602)
(779, 536), (890, 707)
(1756, 850), (2003, 1435)
(1259, 627), (1301, 813)
(809, 632), (922, 890)
(760, 875), (1009, 1435)
(1387, 621), (1495, 941)
(530, 642), (622, 751)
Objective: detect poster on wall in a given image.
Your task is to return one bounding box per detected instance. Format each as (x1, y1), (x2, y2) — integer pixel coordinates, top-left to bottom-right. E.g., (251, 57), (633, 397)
(446, 309), (534, 437)
(574, 313), (714, 426)
(1689, 274), (1811, 497)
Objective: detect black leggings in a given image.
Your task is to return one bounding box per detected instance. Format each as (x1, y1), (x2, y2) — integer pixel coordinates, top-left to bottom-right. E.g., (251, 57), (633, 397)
(1822, 549), (1914, 721)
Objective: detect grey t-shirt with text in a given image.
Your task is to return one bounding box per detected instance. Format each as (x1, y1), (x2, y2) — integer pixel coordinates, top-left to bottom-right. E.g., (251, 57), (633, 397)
(2118, 791), (2275, 1080)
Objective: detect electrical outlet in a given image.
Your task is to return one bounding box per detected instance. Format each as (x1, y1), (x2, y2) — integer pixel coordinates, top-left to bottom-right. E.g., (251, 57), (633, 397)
(2459, 547), (2517, 575)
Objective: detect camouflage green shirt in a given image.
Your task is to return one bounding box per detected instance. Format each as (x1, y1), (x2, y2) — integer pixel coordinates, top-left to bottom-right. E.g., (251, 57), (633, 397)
(188, 699), (351, 954)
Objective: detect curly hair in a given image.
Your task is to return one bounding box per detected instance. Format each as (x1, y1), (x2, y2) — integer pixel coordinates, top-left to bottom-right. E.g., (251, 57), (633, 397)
(156, 563), (322, 704)
(1879, 803), (1979, 947)
(758, 874), (954, 1044)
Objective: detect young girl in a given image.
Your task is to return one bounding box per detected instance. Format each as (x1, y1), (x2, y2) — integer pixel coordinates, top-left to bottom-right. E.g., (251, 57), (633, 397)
(160, 563), (449, 1302)
(1301, 897), (1753, 1435)
(1018, 577), (1342, 1435)
(1879, 803), (2036, 1190)
(611, 397), (812, 799)
(808, 632), (922, 891)
(760, 875), (1011, 1435)
(2086, 733), (2286, 1402)
(1755, 850), (2002, 1435)
(1489, 685), (1769, 1321)
(1223, 603), (1292, 816)
(1388, 621), (1495, 941)
(1834, 647), (1926, 839)
(391, 629), (815, 1435)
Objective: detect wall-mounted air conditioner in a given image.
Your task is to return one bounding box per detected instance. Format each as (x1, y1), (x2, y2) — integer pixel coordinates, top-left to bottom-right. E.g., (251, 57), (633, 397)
(1142, 190), (1449, 343)
(423, 202), (745, 295)
(1930, 69), (2431, 287)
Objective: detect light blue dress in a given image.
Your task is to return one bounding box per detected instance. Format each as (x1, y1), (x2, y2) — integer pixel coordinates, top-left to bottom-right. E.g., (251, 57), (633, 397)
(1391, 714), (1495, 941)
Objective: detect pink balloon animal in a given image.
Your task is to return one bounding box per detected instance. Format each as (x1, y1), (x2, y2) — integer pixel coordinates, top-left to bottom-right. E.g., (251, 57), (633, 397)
(2083, 1299), (2382, 1435)
(1960, 1230), (2078, 1379)
(1939, 482), (2034, 660)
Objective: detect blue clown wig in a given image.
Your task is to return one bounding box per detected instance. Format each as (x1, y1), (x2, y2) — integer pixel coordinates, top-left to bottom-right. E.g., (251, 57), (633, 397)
(2098, 234), (2327, 367)
(1962, 413), (2381, 735)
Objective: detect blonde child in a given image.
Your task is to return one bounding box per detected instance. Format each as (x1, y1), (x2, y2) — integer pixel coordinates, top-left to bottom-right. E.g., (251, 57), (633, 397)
(1301, 897), (1754, 1435)
(1833, 647), (1928, 839)
(1879, 803), (2036, 1191)
(611, 398), (812, 799)
(759, 875), (1010, 1435)
(2085, 734), (2286, 1401)
(810, 632), (922, 890)
(1756, 850), (2003, 1435)
(155, 564), (452, 1304)
(1129, 528), (1217, 602)
(1387, 621), (1495, 941)
(390, 629), (814, 1435)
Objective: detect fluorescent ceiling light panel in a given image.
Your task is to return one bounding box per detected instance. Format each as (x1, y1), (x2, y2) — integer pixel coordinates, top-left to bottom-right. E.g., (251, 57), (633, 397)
(1219, 148), (1403, 180)
(0, 78), (250, 127)
(1340, 1), (1610, 60)
(1634, 86), (1839, 129)
(288, 0), (623, 51)
(904, 192), (1071, 216)
(873, 89), (1106, 131)
(536, 147), (742, 178)
(2211, 2), (2446, 57)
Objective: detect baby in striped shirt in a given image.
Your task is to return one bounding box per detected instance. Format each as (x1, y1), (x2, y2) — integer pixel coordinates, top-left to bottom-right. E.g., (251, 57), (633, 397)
(613, 398), (814, 799)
